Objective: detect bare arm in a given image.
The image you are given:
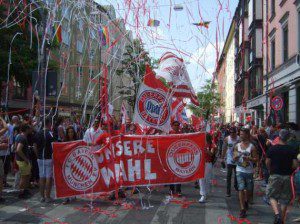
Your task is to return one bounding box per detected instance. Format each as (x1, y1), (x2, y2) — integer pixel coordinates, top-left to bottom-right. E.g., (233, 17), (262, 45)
(0, 117), (8, 136)
(292, 159), (299, 170)
(221, 137), (228, 160)
(233, 145), (239, 161)
(248, 145), (259, 163)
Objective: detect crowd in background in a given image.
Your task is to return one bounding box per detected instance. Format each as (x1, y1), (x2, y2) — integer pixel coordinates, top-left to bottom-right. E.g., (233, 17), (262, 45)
(0, 113), (299, 223)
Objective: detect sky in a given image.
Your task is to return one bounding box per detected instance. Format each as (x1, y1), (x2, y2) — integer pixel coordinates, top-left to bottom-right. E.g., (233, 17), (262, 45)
(96, 0), (239, 92)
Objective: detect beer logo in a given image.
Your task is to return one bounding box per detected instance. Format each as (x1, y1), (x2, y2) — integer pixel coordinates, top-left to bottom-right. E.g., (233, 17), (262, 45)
(167, 140), (201, 178)
(137, 90), (170, 126)
(63, 146), (99, 191)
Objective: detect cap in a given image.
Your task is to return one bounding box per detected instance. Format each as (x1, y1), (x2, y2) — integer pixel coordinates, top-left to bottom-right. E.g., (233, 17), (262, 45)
(279, 129), (290, 142)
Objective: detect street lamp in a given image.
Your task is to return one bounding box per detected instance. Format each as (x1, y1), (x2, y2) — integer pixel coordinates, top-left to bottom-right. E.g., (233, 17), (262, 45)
(5, 32), (23, 109)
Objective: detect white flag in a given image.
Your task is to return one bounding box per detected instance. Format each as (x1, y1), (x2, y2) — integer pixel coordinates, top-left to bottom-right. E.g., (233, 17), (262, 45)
(133, 83), (171, 133)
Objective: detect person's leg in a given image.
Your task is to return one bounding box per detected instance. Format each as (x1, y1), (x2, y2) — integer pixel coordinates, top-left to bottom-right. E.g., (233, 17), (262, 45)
(176, 184), (181, 194)
(0, 159), (4, 200)
(45, 160), (53, 200)
(169, 185), (175, 194)
(199, 178), (206, 196)
(38, 159), (45, 199)
(270, 198), (280, 215)
(39, 178), (46, 198)
(266, 175), (283, 223)
(2, 155), (11, 186)
(233, 165), (238, 191)
(0, 177), (3, 200)
(246, 173), (254, 205)
(226, 164), (233, 195)
(237, 172), (247, 218)
(206, 163), (213, 195)
(45, 178), (52, 199)
(239, 190), (246, 210)
(281, 204), (288, 224)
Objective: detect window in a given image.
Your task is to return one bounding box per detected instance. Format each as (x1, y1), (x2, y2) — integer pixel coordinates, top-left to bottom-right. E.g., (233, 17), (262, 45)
(271, 38), (276, 70)
(283, 25), (289, 62)
(76, 39), (83, 53)
(76, 66), (83, 99)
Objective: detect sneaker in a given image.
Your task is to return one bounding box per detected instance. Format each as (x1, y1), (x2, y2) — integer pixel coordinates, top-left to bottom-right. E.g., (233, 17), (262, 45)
(199, 195), (206, 203)
(40, 197), (45, 203)
(244, 201), (249, 211)
(292, 217), (300, 222)
(239, 209), (247, 218)
(274, 214), (282, 224)
(45, 198), (53, 203)
(177, 192), (182, 197)
(226, 193), (231, 197)
(62, 198), (70, 205)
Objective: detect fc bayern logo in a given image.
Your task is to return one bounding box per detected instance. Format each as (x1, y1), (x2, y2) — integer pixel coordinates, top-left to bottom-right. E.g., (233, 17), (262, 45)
(63, 146), (99, 191)
(137, 90), (170, 126)
(166, 140), (201, 178)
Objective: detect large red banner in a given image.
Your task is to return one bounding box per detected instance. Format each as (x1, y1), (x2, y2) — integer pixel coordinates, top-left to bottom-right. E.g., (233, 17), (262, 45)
(53, 132), (206, 198)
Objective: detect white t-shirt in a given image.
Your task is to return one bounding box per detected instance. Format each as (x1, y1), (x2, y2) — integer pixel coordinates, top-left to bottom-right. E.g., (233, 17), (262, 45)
(236, 143), (254, 174)
(83, 127), (103, 144)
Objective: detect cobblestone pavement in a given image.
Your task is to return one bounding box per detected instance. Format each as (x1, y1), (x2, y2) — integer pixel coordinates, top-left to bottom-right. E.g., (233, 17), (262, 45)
(1, 163), (299, 224)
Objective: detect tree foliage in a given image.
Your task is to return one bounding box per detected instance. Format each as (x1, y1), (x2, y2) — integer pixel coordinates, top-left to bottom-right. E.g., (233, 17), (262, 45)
(0, 3), (58, 95)
(188, 79), (222, 119)
(117, 39), (152, 110)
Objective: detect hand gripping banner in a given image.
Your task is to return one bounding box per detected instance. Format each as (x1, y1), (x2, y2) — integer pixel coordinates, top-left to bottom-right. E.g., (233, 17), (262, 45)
(53, 132), (206, 198)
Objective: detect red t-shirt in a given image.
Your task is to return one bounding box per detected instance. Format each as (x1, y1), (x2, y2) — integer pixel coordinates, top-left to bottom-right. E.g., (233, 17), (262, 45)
(205, 143), (216, 163)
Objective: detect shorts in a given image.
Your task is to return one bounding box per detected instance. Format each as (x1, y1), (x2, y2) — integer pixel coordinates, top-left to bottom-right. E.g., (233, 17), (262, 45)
(0, 159), (4, 178)
(267, 174), (292, 205)
(236, 172), (254, 191)
(16, 161), (31, 176)
(37, 159), (53, 178)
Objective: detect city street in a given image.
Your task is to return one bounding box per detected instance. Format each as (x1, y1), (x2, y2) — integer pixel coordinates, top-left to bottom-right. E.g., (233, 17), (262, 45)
(1, 163), (299, 224)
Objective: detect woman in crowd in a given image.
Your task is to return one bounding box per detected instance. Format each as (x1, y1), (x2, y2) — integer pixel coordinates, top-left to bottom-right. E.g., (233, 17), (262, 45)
(198, 133), (217, 203)
(62, 126), (77, 204)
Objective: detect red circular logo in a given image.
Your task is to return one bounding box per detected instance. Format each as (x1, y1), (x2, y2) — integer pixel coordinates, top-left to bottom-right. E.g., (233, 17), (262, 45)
(137, 90), (170, 126)
(63, 146), (99, 191)
(167, 140), (201, 178)
(271, 96), (283, 111)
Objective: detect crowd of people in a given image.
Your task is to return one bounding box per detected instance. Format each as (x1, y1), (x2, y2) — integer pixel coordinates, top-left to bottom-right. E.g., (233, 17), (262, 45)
(0, 113), (299, 224)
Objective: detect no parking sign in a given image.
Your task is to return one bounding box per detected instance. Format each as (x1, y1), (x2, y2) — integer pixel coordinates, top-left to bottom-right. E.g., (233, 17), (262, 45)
(271, 96), (283, 111)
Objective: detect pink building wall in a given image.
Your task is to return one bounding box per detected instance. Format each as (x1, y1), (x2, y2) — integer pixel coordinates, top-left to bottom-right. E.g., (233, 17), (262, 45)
(268, 1), (299, 72)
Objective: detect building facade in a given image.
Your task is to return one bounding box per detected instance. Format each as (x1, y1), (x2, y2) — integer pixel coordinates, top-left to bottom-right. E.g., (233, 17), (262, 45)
(218, 0), (299, 126)
(216, 20), (236, 123)
(262, 0), (300, 125)
(3, 1), (133, 120)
